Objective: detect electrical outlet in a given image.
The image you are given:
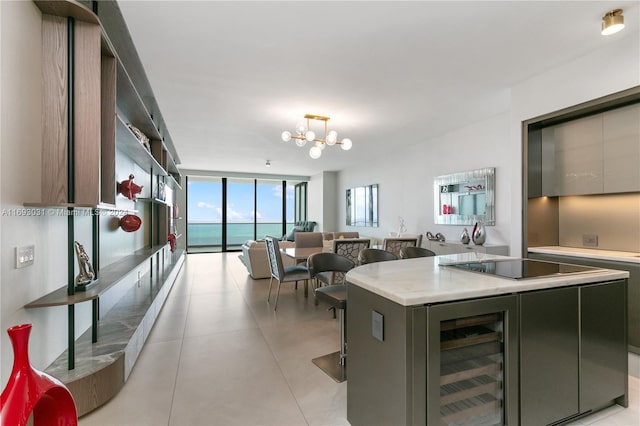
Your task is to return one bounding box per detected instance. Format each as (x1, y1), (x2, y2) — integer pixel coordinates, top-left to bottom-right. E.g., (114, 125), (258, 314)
(15, 245), (35, 269)
(582, 234), (598, 248)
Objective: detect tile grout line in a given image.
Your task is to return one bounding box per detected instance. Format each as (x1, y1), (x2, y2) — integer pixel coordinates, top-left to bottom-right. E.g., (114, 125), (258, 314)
(228, 253), (312, 425)
(164, 258), (194, 426)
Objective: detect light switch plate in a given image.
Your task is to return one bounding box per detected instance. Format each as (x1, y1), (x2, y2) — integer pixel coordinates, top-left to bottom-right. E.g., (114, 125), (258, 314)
(582, 234), (598, 248)
(15, 245), (35, 269)
(372, 310), (384, 342)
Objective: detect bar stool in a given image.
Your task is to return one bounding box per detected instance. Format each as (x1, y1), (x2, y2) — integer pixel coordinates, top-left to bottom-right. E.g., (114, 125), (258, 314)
(308, 252), (355, 383)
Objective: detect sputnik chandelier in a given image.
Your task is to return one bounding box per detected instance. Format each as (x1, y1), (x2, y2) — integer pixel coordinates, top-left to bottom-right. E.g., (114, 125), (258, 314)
(281, 114), (352, 159)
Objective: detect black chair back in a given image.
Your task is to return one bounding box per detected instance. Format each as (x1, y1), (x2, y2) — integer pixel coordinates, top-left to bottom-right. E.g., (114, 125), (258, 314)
(358, 248), (398, 265)
(308, 253), (355, 280)
(399, 246), (436, 259)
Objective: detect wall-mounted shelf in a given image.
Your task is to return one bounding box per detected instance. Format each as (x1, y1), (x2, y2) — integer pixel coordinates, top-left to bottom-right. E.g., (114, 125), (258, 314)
(116, 115), (167, 176)
(137, 197), (171, 206)
(22, 202), (140, 213)
(25, 244), (168, 308)
(115, 61), (161, 142)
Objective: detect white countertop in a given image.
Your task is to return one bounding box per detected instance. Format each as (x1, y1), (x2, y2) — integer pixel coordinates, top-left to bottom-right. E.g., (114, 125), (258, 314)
(529, 246), (640, 264)
(345, 253), (629, 306)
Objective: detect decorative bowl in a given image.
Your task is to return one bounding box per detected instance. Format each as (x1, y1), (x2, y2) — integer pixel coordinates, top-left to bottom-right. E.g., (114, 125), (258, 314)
(120, 214), (142, 232)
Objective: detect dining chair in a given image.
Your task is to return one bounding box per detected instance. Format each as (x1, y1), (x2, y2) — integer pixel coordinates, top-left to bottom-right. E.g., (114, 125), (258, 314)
(307, 252), (355, 382)
(399, 232), (423, 248)
(323, 238), (371, 285)
(382, 237), (419, 258)
(399, 246), (436, 259)
(357, 248), (398, 265)
(265, 236), (310, 311)
(294, 232), (324, 248)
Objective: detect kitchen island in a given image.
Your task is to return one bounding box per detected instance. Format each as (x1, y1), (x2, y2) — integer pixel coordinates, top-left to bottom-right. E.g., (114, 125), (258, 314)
(345, 253), (629, 426)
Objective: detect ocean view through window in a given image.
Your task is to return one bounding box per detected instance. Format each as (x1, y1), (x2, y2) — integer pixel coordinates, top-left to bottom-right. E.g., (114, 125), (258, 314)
(186, 176), (304, 252)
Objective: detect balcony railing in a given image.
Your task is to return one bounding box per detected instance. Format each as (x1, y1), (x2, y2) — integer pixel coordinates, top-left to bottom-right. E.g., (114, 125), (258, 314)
(187, 222), (293, 249)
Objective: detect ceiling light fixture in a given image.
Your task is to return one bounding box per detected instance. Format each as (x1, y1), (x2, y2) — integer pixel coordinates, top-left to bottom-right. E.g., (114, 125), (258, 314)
(602, 9), (624, 35)
(281, 114), (352, 159)
(265, 160), (271, 167)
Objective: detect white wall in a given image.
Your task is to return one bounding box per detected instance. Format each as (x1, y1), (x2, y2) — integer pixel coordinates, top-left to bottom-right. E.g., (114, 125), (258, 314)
(337, 30), (639, 256)
(337, 113), (512, 247)
(307, 171), (338, 233)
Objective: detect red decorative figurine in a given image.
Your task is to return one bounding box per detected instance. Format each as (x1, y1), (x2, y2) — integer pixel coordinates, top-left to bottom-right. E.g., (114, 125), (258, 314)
(168, 233), (177, 252)
(0, 324), (77, 426)
(118, 174), (143, 201)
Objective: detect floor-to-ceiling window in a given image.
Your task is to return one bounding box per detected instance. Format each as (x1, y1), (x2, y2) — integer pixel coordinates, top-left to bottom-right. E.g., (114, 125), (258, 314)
(186, 177), (223, 251)
(256, 179), (284, 240)
(293, 182), (307, 223)
(226, 178), (256, 250)
(186, 176), (307, 253)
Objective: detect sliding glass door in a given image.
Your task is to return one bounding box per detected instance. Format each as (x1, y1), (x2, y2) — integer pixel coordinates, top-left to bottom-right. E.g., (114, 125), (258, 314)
(186, 176), (306, 253)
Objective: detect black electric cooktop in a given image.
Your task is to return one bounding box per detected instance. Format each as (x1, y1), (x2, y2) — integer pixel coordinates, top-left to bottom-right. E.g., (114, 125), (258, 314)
(442, 259), (604, 280)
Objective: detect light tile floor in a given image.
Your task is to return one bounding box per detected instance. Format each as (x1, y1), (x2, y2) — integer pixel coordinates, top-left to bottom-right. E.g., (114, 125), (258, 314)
(80, 253), (639, 426)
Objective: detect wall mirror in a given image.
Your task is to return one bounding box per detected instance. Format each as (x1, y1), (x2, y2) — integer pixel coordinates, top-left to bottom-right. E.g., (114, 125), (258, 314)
(434, 167), (495, 225)
(346, 184), (378, 227)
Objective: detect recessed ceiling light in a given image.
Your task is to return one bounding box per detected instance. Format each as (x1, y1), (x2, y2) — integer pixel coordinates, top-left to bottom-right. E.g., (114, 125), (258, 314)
(602, 9), (625, 36)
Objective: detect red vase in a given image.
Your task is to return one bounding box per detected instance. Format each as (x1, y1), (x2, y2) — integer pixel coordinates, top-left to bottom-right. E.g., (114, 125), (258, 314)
(0, 324), (77, 426)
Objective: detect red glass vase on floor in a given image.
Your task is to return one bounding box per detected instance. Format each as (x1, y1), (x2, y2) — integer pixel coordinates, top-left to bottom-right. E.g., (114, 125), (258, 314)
(0, 323), (77, 426)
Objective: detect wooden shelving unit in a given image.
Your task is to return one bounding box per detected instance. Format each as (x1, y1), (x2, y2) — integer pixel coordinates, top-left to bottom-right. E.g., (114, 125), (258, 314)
(25, 0), (184, 415)
(438, 314), (505, 425)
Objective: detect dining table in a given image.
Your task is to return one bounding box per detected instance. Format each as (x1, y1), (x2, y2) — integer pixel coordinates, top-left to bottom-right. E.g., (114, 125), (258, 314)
(281, 246), (326, 262)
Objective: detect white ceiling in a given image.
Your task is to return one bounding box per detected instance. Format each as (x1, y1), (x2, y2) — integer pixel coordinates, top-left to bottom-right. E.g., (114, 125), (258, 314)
(118, 1), (638, 177)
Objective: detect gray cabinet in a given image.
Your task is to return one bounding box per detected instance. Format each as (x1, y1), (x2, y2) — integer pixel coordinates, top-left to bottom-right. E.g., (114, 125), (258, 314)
(528, 252), (639, 353)
(603, 103), (640, 193)
(541, 115), (604, 196)
(427, 241), (508, 256)
(520, 287), (579, 426)
(520, 281), (628, 426)
(537, 103), (640, 197)
(581, 281), (628, 410)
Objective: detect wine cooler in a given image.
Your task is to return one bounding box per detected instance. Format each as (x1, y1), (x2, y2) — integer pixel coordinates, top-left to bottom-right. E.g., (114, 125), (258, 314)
(427, 295), (518, 425)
